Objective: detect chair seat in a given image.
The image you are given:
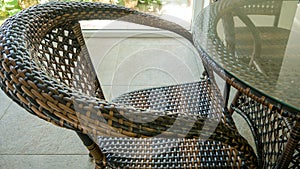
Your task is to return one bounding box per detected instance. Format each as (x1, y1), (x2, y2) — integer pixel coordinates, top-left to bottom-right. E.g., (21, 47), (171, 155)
(97, 80), (252, 168)
(99, 137), (245, 168)
(112, 80), (218, 118)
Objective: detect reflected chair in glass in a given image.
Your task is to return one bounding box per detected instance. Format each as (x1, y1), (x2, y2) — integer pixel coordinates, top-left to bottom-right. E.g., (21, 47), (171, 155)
(0, 2), (258, 168)
(209, 0), (300, 168)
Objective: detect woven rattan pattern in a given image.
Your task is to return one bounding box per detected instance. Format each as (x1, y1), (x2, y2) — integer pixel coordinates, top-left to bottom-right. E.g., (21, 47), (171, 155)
(194, 0), (300, 111)
(113, 81), (219, 118)
(0, 1), (195, 137)
(232, 94), (298, 168)
(34, 22), (104, 99)
(0, 2), (257, 168)
(98, 81), (251, 168)
(193, 0), (300, 168)
(99, 137), (248, 168)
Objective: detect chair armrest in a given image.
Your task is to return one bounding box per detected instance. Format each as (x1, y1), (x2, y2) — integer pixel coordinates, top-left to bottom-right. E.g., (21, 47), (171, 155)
(0, 2), (192, 129)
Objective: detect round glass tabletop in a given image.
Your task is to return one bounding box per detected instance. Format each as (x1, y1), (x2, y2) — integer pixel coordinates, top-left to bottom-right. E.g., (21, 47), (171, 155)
(193, 0), (300, 112)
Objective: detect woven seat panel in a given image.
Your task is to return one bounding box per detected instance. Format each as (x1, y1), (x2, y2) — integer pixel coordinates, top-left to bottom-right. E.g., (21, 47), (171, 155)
(112, 80), (223, 119)
(98, 81), (250, 168)
(99, 137), (246, 168)
(233, 94), (299, 168)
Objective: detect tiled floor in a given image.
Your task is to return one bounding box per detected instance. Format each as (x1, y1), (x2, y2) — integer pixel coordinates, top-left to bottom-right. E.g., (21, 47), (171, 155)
(0, 90), (95, 169)
(86, 35), (204, 100)
(0, 36), (255, 168)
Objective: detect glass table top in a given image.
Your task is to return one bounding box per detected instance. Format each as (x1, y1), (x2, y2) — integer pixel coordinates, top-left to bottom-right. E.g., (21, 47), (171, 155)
(193, 0), (300, 112)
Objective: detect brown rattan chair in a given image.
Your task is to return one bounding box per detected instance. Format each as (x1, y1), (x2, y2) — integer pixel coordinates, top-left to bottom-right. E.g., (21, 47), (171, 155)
(0, 2), (257, 168)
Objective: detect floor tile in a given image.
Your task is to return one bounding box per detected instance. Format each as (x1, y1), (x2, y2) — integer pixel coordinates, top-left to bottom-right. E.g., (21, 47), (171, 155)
(110, 85), (155, 100)
(114, 41), (202, 87)
(0, 89), (11, 102)
(101, 85), (113, 101)
(0, 101), (11, 120)
(0, 155), (94, 169)
(0, 89), (12, 120)
(0, 102), (88, 155)
(87, 39), (120, 86)
(87, 36), (203, 89)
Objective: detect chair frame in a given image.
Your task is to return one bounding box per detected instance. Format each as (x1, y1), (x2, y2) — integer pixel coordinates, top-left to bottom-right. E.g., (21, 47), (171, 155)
(0, 2), (258, 168)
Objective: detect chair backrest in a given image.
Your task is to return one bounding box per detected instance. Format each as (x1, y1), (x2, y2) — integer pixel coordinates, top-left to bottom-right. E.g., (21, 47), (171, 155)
(0, 2), (193, 130)
(213, 0), (283, 26)
(214, 0), (288, 77)
(238, 0), (283, 27)
(31, 21), (105, 99)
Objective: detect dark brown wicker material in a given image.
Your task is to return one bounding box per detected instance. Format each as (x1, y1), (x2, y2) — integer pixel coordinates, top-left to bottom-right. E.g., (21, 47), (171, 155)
(230, 92), (299, 168)
(0, 2), (257, 168)
(193, 0), (300, 168)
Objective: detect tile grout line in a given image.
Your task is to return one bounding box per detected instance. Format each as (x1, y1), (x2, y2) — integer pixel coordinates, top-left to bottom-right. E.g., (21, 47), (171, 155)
(0, 101), (13, 121)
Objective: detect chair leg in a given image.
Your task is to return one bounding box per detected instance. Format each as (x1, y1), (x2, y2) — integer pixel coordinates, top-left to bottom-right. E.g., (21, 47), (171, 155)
(94, 164), (105, 169)
(76, 132), (106, 168)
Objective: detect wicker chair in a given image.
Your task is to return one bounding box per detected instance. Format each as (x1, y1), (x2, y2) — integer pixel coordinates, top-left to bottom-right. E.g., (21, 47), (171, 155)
(0, 2), (257, 168)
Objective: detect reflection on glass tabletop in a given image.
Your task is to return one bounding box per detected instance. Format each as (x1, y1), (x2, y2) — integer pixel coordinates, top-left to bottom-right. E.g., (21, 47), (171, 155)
(193, 0), (300, 112)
